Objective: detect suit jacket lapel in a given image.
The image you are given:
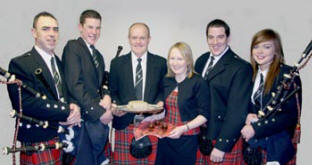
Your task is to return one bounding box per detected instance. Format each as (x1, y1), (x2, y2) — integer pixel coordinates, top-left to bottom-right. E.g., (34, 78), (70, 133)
(77, 37), (100, 86)
(55, 56), (68, 102)
(124, 53), (136, 98)
(198, 54), (210, 74)
(144, 53), (153, 100)
(206, 49), (233, 81)
(31, 48), (58, 100)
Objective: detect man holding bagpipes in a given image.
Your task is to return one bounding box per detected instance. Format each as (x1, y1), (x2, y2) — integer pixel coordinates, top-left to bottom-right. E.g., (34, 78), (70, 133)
(5, 11), (81, 165)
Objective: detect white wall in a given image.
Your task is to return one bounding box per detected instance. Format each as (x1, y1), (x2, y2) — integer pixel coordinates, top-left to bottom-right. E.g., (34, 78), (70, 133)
(0, 0), (311, 164)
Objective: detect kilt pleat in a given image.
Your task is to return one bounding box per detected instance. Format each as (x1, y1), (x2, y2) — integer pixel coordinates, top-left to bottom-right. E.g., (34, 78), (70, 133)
(196, 137), (244, 165)
(112, 124), (158, 165)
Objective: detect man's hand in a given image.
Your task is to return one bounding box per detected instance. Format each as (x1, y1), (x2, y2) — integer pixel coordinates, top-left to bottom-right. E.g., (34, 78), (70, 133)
(111, 103), (127, 117)
(241, 124), (255, 142)
(99, 95), (112, 110)
(60, 103), (81, 127)
(210, 148), (225, 163)
(100, 109), (113, 125)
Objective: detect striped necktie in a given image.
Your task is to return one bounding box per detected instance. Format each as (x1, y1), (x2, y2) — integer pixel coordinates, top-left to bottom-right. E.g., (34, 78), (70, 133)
(90, 45), (99, 68)
(204, 56), (215, 80)
(135, 58), (143, 100)
(51, 57), (63, 99)
(253, 73), (264, 109)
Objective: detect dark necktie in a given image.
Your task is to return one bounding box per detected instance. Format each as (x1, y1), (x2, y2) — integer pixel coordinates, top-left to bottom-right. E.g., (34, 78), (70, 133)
(51, 57), (63, 99)
(204, 56), (215, 80)
(253, 73), (264, 109)
(135, 58), (143, 100)
(90, 45), (99, 69)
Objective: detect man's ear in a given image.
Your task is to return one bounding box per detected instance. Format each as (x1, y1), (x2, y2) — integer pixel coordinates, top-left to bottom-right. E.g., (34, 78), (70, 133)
(31, 28), (37, 38)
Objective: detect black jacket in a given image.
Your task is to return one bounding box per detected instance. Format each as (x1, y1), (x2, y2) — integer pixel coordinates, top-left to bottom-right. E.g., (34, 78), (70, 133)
(251, 64), (302, 139)
(109, 52), (167, 130)
(62, 37), (107, 121)
(162, 74), (210, 121)
(195, 48), (253, 152)
(7, 48), (71, 142)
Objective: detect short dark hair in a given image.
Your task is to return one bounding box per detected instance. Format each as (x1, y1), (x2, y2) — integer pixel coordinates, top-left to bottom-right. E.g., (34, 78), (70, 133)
(206, 19), (230, 38)
(80, 9), (101, 25)
(33, 11), (57, 28)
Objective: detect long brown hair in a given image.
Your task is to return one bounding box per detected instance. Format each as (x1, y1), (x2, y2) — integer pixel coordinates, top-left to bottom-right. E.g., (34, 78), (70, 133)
(250, 29), (285, 94)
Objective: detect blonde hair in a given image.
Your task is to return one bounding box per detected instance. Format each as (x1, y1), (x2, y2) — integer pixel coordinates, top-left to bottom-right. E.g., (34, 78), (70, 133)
(166, 42), (194, 78)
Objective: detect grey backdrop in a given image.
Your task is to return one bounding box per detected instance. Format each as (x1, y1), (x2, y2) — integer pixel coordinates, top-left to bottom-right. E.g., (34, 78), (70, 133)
(0, 0), (311, 164)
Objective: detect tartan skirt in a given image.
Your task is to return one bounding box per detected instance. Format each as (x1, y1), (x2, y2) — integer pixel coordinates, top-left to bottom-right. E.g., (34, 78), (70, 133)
(196, 137), (244, 165)
(112, 124), (158, 165)
(20, 138), (61, 165)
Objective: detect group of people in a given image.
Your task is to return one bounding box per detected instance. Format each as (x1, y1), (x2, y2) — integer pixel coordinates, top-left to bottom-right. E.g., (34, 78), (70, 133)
(6, 9), (302, 165)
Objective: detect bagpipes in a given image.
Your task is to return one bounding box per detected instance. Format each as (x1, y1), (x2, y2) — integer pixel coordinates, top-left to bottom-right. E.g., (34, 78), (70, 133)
(0, 67), (74, 165)
(3, 142), (67, 155)
(243, 40), (312, 165)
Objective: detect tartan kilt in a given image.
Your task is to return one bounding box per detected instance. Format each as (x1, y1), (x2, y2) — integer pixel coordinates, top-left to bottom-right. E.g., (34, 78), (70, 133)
(196, 137), (244, 165)
(20, 138), (61, 165)
(104, 141), (112, 161)
(112, 124), (158, 165)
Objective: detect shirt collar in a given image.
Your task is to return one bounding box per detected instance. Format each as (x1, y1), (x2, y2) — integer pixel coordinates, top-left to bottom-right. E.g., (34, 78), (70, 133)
(210, 46), (229, 61)
(34, 45), (55, 60)
(131, 51), (147, 63)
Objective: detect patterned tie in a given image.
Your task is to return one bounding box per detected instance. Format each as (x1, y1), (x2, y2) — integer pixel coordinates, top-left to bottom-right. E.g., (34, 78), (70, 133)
(204, 56), (215, 80)
(135, 58), (143, 100)
(253, 73), (264, 109)
(51, 57), (63, 99)
(90, 45), (99, 68)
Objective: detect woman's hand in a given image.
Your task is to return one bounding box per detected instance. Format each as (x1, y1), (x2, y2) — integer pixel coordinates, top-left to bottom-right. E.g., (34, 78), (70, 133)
(168, 125), (187, 139)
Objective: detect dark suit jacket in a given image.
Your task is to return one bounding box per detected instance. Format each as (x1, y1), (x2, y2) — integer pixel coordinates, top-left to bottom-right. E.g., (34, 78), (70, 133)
(195, 48), (253, 152)
(249, 64), (302, 164)
(109, 52), (167, 130)
(62, 37), (106, 121)
(7, 47), (71, 143)
(251, 64), (302, 139)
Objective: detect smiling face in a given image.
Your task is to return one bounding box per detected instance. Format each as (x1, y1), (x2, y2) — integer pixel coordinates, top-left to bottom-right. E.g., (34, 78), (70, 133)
(128, 24), (150, 57)
(32, 16), (59, 55)
(207, 26), (229, 56)
(252, 40), (275, 70)
(169, 48), (188, 78)
(79, 18), (101, 45)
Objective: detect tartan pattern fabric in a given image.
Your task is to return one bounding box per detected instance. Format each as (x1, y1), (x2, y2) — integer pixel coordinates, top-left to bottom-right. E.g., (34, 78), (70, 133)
(196, 137), (244, 165)
(112, 124), (158, 165)
(164, 90), (200, 135)
(20, 138), (61, 165)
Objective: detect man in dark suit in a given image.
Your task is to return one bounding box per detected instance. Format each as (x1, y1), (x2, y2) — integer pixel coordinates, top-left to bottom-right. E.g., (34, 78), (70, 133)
(194, 19), (253, 164)
(109, 23), (167, 165)
(62, 10), (113, 165)
(7, 11), (81, 165)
